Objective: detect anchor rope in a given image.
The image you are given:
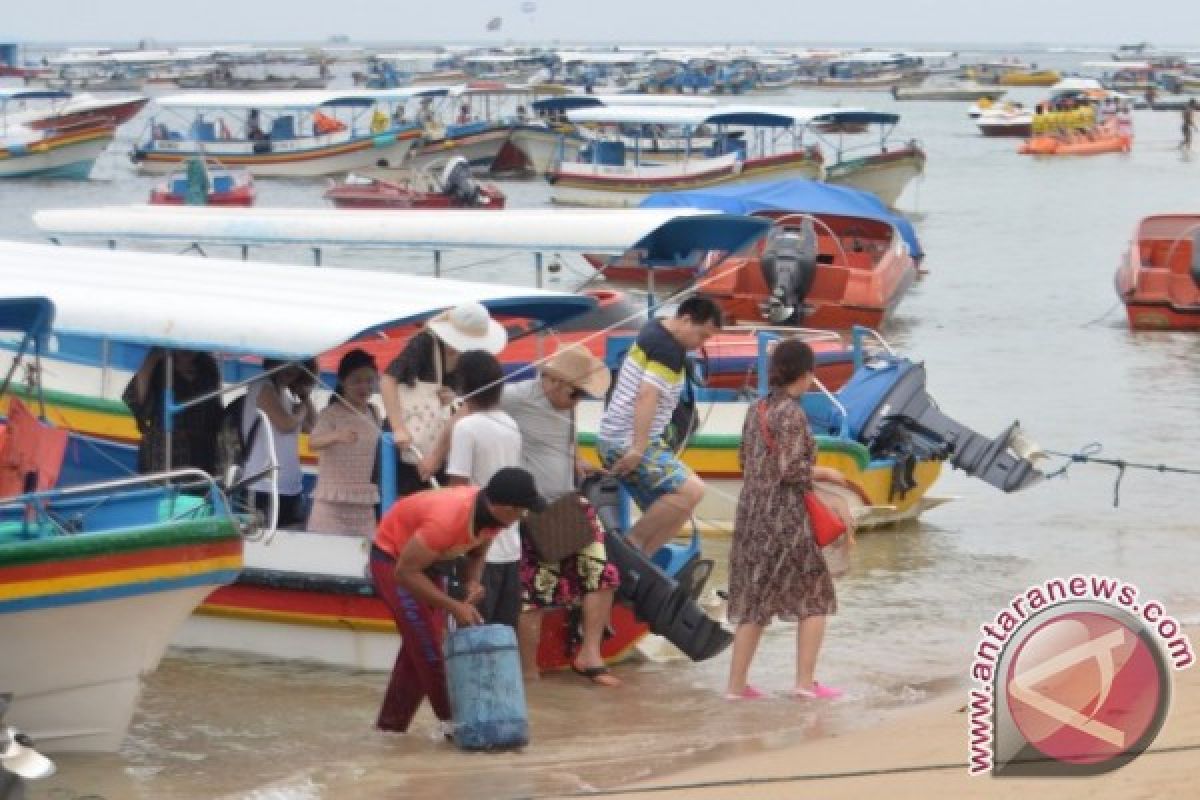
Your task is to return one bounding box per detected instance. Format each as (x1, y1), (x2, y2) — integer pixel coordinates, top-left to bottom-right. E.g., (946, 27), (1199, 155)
(1043, 442), (1200, 507)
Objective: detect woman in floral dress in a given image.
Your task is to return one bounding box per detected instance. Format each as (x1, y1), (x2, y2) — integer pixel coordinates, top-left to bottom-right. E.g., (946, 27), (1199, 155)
(724, 338), (853, 701)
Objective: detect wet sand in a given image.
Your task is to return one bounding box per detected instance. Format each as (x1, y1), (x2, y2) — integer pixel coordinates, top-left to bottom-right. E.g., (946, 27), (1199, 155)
(602, 629), (1199, 800)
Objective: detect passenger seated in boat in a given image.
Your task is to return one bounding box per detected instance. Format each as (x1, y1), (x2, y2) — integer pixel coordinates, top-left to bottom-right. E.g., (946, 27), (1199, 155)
(392, 105), (407, 127)
(307, 349), (381, 538)
(500, 345), (622, 687)
(456, 102), (472, 125)
(122, 348), (222, 476)
(246, 109), (267, 141)
(242, 358), (318, 529)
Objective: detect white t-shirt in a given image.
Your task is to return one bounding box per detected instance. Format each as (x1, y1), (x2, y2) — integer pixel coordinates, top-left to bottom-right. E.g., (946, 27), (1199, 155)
(446, 410), (522, 563)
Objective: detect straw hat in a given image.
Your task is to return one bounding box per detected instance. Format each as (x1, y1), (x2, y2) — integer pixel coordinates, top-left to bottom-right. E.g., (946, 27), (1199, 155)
(427, 302), (507, 355)
(542, 344), (611, 399)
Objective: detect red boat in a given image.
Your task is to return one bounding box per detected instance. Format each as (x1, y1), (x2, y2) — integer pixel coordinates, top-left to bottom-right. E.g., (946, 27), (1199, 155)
(585, 210), (917, 330)
(1114, 215), (1200, 330)
(24, 93), (148, 131)
(149, 166), (257, 206)
(320, 288), (857, 394)
(325, 156), (506, 210)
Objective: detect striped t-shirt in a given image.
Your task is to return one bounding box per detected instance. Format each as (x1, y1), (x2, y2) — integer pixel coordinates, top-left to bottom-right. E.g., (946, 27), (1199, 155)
(598, 319), (686, 448)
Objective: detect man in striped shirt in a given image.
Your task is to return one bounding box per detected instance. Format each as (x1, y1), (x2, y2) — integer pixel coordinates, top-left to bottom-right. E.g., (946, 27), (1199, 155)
(597, 296), (723, 556)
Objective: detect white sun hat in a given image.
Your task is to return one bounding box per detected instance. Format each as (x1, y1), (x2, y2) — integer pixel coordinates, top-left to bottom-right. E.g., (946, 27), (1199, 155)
(427, 301), (508, 355)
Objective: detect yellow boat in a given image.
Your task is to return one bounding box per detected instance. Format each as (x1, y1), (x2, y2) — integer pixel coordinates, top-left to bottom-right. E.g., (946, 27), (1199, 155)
(996, 70), (1062, 87)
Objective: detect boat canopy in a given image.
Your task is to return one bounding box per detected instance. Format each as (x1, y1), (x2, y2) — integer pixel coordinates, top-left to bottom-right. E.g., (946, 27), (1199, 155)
(33, 206), (771, 255)
(566, 104), (898, 128)
(152, 89), (443, 111)
(0, 89), (72, 103)
(533, 94), (717, 114)
(640, 179), (924, 260)
(0, 241), (594, 359)
(0, 297), (54, 341)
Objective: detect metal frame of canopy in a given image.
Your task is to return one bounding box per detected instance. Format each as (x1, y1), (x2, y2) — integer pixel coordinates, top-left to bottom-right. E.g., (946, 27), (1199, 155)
(0, 240), (597, 493)
(34, 206), (772, 289)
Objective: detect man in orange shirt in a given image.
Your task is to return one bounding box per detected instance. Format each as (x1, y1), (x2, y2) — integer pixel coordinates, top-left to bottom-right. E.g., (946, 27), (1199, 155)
(368, 467), (545, 734)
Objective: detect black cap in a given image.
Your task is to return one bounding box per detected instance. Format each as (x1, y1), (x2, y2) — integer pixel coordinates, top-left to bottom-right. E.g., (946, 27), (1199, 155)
(484, 467), (547, 512)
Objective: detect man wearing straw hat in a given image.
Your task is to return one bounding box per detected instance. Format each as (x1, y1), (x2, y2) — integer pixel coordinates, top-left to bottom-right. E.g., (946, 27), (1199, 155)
(501, 345), (622, 686)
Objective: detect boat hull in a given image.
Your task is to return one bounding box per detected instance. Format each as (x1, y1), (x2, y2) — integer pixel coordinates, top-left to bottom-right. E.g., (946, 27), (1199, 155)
(0, 129), (113, 179)
(503, 126), (586, 175)
(825, 146), (926, 207)
(1114, 215), (1200, 330)
(549, 151), (823, 208)
(134, 132), (419, 177)
(0, 516), (242, 752)
(406, 127), (512, 174)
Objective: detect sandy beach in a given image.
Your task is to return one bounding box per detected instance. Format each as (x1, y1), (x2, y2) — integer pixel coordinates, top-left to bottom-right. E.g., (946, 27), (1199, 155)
(595, 630), (1199, 800)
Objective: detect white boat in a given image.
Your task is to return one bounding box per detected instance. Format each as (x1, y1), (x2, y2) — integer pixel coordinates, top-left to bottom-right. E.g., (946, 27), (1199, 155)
(0, 89), (116, 179)
(891, 82), (1007, 102)
(130, 90), (425, 177)
(548, 104), (836, 206)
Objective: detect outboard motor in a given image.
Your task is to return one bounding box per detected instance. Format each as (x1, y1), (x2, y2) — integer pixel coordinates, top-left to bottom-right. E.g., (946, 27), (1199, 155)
(440, 156), (479, 206)
(759, 218), (818, 325)
(581, 476), (732, 662)
(850, 358), (1044, 493)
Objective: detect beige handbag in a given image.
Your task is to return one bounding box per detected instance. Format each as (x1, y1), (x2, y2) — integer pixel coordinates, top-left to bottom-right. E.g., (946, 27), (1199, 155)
(394, 345), (449, 465)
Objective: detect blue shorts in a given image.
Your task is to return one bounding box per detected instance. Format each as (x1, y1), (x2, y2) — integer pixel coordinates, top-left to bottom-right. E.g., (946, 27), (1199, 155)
(598, 438), (692, 510)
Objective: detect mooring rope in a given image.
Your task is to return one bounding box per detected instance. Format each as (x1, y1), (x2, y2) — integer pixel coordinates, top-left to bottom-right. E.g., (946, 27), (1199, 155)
(1044, 442), (1200, 507)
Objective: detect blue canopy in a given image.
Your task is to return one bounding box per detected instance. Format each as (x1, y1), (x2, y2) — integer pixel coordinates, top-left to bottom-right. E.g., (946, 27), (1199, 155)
(639, 179), (923, 260)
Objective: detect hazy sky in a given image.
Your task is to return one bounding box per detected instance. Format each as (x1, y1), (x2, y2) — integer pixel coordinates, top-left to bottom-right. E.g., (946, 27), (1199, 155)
(8, 1), (1199, 46)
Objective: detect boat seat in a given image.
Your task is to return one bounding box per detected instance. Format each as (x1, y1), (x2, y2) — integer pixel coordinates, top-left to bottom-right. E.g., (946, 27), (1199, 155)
(190, 121), (217, 142)
(271, 116), (296, 140)
(212, 175), (234, 193)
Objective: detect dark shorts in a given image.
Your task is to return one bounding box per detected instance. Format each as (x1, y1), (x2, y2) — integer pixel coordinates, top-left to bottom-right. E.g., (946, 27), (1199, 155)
(478, 561), (522, 629)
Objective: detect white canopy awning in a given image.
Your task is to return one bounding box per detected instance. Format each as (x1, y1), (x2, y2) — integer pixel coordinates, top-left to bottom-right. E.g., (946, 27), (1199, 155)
(152, 89), (430, 110)
(566, 104), (881, 127)
(0, 240), (593, 359)
(33, 206), (723, 253)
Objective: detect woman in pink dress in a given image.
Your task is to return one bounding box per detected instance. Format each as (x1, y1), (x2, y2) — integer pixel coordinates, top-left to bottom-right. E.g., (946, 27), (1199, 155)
(307, 349), (381, 537)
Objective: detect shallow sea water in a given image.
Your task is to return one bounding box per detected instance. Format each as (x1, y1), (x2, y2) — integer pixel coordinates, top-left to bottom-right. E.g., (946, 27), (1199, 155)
(5, 52), (1200, 799)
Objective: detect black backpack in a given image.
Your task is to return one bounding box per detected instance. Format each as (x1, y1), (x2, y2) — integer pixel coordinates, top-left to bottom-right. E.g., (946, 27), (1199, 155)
(215, 394), (262, 478)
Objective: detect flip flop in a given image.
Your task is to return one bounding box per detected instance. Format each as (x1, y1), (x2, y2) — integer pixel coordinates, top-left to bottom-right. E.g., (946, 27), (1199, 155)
(571, 663), (621, 687)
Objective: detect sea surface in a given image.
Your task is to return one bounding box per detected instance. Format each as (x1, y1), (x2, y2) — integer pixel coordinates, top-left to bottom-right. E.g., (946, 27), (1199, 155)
(5, 49), (1200, 799)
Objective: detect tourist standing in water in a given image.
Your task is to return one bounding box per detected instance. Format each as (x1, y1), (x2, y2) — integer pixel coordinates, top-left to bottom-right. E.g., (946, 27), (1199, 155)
(724, 339), (853, 701)
(1182, 99), (1197, 151)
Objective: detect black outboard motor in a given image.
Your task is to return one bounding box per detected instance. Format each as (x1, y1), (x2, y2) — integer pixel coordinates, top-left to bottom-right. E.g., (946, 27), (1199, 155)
(440, 156), (479, 206)
(759, 218), (818, 325)
(582, 476), (732, 662)
(858, 362), (1043, 493)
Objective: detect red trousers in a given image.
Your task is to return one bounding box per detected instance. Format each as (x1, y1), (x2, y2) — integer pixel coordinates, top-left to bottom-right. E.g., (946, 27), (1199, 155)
(369, 546), (451, 731)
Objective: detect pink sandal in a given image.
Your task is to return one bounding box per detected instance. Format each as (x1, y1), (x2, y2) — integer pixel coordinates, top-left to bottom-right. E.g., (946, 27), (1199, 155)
(724, 685), (766, 701)
(790, 682), (844, 700)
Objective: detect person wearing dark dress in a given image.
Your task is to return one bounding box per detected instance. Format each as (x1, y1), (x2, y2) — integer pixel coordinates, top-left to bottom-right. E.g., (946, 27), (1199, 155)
(123, 347), (222, 476)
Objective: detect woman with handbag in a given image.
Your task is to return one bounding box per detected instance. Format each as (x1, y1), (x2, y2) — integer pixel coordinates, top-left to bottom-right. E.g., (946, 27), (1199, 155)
(724, 338), (854, 701)
(379, 302), (508, 499)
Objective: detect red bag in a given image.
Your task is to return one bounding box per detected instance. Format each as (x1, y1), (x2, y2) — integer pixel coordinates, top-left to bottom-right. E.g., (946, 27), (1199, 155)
(756, 400), (847, 547)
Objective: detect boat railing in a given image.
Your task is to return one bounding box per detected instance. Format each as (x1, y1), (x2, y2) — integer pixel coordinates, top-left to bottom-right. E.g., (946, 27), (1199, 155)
(850, 325), (896, 369)
(0, 467), (241, 540)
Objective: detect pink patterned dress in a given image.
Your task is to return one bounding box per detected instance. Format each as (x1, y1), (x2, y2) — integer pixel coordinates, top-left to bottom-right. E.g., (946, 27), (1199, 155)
(307, 402), (381, 538)
(727, 391), (836, 626)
